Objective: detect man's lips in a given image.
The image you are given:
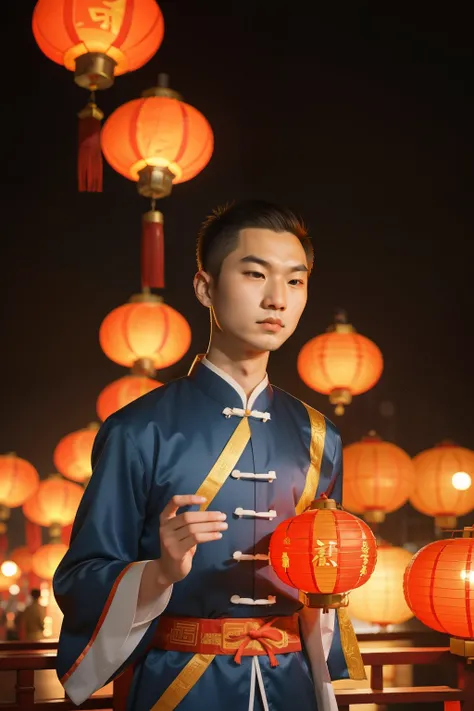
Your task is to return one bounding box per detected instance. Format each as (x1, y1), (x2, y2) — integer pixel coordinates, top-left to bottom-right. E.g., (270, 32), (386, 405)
(258, 318), (284, 330)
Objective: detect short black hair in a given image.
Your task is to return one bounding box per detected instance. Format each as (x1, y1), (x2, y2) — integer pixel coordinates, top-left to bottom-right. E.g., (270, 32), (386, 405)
(31, 589), (41, 600)
(196, 199), (313, 279)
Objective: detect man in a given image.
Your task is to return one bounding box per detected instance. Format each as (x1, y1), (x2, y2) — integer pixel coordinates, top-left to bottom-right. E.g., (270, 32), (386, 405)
(17, 589), (45, 641)
(54, 200), (364, 710)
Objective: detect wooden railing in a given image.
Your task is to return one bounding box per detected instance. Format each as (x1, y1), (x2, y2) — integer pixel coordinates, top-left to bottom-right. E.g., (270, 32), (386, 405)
(0, 642), (473, 710)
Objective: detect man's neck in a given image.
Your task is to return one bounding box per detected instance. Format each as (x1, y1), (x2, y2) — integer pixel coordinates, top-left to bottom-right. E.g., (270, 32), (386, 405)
(205, 344), (269, 399)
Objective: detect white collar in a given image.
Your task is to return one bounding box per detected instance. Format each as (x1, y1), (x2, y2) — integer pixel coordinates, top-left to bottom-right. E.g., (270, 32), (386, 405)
(202, 356), (269, 410)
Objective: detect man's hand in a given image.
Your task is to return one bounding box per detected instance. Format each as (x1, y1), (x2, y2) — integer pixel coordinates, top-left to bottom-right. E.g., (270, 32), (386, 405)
(156, 494), (227, 586)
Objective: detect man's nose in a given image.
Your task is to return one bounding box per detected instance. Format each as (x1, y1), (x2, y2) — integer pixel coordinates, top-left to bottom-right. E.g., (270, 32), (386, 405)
(262, 280), (286, 311)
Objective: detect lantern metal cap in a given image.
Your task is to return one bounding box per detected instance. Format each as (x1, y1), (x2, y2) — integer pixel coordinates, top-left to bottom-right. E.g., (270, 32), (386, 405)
(137, 165), (175, 200)
(132, 358), (156, 378)
(129, 289), (163, 304)
(364, 509), (386, 524)
(142, 73), (182, 101)
(74, 52), (117, 91)
(299, 591), (348, 610)
(450, 637), (474, 659)
(310, 496), (337, 510)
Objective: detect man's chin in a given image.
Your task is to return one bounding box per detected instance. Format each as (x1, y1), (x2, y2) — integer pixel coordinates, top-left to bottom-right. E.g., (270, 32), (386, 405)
(245, 335), (286, 353)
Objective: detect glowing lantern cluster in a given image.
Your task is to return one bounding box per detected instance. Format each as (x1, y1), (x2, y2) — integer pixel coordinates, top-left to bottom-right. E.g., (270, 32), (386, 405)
(349, 543), (413, 627)
(269, 497), (377, 608)
(410, 442), (474, 529)
(101, 74), (214, 288)
(23, 476), (83, 538)
(343, 433), (415, 523)
(32, 0), (165, 191)
(297, 312), (383, 415)
(99, 291), (191, 375)
(32, 543), (68, 581)
(97, 374), (162, 421)
(0, 454), (40, 533)
(404, 528), (474, 657)
(53, 423), (100, 484)
(10, 546), (34, 575)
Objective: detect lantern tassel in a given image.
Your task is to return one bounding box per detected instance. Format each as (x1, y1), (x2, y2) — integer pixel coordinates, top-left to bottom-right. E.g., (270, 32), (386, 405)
(141, 209), (165, 289)
(78, 100), (104, 192)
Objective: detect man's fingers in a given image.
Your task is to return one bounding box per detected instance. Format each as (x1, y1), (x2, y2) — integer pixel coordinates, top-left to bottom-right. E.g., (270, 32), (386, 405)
(176, 521), (228, 541)
(160, 495), (207, 523)
(165, 510), (227, 532)
(177, 532), (223, 554)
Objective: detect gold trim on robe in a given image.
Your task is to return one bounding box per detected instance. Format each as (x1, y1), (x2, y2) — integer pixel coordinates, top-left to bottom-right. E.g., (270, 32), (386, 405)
(295, 404), (326, 514)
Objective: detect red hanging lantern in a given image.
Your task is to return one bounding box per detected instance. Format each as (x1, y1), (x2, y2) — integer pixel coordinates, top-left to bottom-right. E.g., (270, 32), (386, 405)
(53, 423), (100, 484)
(97, 373), (163, 421)
(101, 74), (214, 288)
(32, 0), (164, 192)
(32, 543), (68, 581)
(348, 543), (414, 627)
(343, 432), (415, 523)
(297, 311), (383, 416)
(0, 453), (40, 540)
(10, 546), (33, 575)
(23, 475), (83, 540)
(269, 497), (377, 609)
(99, 291), (191, 374)
(404, 527), (474, 658)
(410, 441), (474, 529)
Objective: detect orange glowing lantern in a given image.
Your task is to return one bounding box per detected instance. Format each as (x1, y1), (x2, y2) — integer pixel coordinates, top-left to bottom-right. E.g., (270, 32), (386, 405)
(410, 442), (474, 529)
(297, 312), (383, 415)
(101, 75), (214, 287)
(0, 570), (18, 592)
(53, 423), (100, 484)
(343, 432), (415, 523)
(404, 528), (474, 657)
(0, 453), (40, 534)
(10, 546), (33, 575)
(32, 0), (164, 192)
(23, 476), (83, 540)
(97, 374), (163, 421)
(99, 291), (191, 374)
(349, 543), (413, 627)
(269, 497), (377, 608)
(31, 543), (68, 581)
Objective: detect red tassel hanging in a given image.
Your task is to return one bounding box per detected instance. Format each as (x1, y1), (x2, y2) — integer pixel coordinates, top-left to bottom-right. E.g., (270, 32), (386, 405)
(25, 519), (43, 588)
(141, 210), (165, 289)
(78, 101), (104, 192)
(61, 523), (73, 547)
(0, 531), (7, 557)
(25, 520), (42, 554)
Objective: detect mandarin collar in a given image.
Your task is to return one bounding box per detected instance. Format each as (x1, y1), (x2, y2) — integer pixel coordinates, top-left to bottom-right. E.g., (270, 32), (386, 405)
(187, 354), (273, 413)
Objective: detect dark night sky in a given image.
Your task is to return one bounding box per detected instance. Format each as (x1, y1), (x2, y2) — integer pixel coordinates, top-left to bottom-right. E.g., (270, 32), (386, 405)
(1, 3), (473, 549)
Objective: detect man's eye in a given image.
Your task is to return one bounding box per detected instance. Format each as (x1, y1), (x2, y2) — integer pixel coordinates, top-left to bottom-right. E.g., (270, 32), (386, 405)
(289, 279), (305, 286)
(244, 271), (265, 279)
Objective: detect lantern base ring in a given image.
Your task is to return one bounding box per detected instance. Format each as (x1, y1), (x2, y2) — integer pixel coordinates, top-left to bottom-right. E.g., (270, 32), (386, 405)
(75, 52), (117, 91)
(299, 591), (348, 610)
(138, 165), (175, 200)
(450, 637), (474, 660)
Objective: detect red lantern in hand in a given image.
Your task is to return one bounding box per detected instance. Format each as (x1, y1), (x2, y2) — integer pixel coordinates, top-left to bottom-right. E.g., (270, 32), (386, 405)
(269, 497), (377, 608)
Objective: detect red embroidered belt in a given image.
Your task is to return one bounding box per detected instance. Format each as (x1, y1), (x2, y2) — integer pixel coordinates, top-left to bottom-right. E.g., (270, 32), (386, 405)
(152, 614), (302, 667)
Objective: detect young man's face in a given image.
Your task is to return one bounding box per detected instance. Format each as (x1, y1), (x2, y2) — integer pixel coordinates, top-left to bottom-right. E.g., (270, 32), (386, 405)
(208, 227), (309, 354)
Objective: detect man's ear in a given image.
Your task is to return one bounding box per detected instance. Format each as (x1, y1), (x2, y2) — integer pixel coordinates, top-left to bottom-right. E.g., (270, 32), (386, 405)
(193, 270), (213, 308)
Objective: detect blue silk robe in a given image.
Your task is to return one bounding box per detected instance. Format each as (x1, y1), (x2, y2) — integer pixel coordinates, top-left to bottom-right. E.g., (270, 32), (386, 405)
(54, 357), (351, 710)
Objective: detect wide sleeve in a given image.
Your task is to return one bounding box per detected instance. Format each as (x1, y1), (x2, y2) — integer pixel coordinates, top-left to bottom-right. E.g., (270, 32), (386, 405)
(53, 416), (172, 706)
